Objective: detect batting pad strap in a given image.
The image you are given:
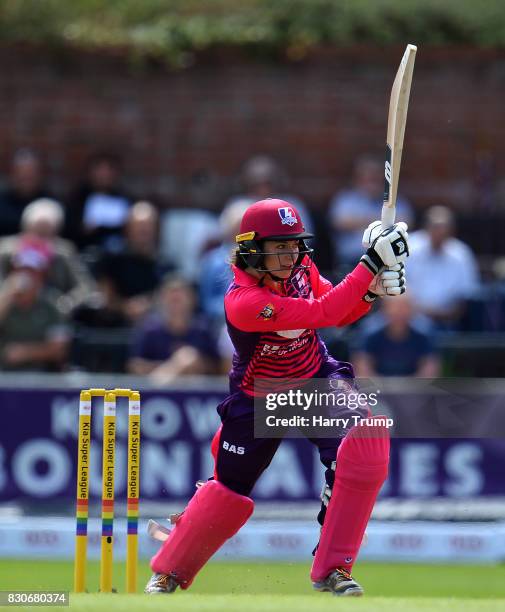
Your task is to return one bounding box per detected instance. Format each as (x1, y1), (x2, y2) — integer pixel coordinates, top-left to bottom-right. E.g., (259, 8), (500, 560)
(150, 480), (254, 589)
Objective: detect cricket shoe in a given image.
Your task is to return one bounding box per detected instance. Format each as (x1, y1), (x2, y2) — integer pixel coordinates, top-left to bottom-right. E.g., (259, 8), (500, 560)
(144, 572), (178, 594)
(312, 568), (364, 597)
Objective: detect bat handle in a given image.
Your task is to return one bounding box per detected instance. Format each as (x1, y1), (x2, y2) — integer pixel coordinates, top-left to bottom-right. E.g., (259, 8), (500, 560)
(381, 205), (396, 231)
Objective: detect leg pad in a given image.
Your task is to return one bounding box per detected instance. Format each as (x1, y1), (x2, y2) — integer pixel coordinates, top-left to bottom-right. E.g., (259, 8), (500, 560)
(311, 420), (390, 581)
(151, 480), (254, 589)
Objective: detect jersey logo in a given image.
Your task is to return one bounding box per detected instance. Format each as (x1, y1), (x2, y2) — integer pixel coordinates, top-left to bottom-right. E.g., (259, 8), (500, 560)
(278, 207), (297, 226)
(257, 303), (275, 320)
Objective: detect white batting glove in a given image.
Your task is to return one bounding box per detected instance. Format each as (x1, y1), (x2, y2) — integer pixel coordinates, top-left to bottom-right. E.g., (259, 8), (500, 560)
(362, 220), (383, 249)
(363, 263), (406, 303)
(360, 221), (409, 274)
(362, 220), (408, 300)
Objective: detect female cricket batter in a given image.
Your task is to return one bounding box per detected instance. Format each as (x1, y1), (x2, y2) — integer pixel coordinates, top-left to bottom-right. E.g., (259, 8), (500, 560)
(146, 199), (409, 596)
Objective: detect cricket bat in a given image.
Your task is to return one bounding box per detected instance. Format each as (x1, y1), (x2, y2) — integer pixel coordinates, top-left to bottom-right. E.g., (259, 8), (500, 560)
(381, 44), (417, 230)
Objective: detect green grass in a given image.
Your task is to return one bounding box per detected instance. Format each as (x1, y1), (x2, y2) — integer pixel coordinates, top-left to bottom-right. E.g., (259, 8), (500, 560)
(55, 594), (505, 612)
(0, 560), (504, 611)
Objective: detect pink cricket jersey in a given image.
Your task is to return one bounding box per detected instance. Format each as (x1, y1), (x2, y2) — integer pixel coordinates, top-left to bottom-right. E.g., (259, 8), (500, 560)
(224, 259), (373, 396)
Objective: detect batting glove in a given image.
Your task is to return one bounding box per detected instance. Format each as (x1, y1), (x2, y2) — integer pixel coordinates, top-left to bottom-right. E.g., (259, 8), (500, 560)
(362, 220), (383, 249)
(360, 222), (409, 275)
(363, 263), (406, 302)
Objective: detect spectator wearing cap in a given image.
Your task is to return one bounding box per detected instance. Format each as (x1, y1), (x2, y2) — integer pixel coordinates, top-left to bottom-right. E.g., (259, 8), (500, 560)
(65, 153), (131, 249)
(407, 206), (480, 329)
(128, 276), (219, 384)
(329, 155), (413, 269)
(0, 247), (71, 371)
(0, 198), (96, 314)
(0, 149), (52, 237)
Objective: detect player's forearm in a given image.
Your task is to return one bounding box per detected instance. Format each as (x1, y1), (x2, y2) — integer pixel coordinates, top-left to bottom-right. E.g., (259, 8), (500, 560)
(314, 265), (374, 327)
(336, 299), (372, 327)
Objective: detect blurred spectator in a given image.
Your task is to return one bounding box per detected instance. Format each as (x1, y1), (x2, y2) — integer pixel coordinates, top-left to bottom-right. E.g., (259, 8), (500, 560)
(94, 201), (172, 324)
(159, 208), (220, 282)
(199, 199), (250, 324)
(71, 275), (131, 372)
(65, 153), (131, 249)
(0, 248), (70, 371)
(407, 206), (480, 329)
(0, 149), (52, 237)
(224, 154), (314, 235)
(217, 322), (235, 375)
(128, 276), (219, 383)
(71, 255), (132, 373)
(329, 155), (413, 268)
(352, 294), (441, 377)
(0, 198), (96, 314)
(72, 277), (130, 328)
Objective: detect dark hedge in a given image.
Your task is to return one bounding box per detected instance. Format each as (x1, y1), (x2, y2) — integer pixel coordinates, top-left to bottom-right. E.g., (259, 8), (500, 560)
(0, 1), (503, 67)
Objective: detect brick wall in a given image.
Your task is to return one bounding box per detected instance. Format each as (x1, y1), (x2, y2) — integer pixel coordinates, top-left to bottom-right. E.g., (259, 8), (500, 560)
(0, 44), (504, 215)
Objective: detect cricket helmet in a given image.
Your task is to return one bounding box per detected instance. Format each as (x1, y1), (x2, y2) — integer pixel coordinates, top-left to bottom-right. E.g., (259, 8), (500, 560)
(235, 198), (314, 271)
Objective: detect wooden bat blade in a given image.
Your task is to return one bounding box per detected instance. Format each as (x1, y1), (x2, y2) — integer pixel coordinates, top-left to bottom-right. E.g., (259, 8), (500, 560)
(382, 44), (417, 229)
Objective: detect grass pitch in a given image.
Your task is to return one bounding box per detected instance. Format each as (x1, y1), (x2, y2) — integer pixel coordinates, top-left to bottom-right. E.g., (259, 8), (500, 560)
(0, 560), (504, 611)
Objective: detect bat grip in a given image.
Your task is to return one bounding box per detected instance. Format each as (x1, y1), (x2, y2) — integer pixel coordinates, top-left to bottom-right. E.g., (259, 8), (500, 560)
(381, 205), (396, 230)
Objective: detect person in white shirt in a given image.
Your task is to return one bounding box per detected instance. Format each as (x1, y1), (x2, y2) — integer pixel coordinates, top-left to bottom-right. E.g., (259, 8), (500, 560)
(407, 206), (479, 328)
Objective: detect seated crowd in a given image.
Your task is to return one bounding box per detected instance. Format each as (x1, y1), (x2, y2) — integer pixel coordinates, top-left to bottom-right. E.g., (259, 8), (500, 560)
(0, 148), (492, 378)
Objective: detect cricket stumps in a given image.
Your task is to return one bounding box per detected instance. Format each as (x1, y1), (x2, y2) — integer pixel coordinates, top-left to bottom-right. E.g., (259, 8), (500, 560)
(74, 388), (141, 594)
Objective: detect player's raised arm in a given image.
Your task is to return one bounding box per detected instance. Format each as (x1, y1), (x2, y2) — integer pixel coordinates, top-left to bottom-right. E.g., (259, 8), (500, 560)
(225, 266), (372, 332)
(227, 212), (409, 333)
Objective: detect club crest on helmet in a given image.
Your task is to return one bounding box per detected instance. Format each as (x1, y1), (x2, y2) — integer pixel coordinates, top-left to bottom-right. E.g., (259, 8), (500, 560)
(278, 207), (297, 227)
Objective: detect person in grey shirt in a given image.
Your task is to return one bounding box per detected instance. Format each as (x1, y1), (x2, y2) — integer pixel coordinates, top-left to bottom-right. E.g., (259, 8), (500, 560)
(0, 248), (70, 371)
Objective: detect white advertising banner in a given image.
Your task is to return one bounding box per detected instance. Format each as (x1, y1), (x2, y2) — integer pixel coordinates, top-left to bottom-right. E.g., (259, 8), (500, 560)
(0, 517), (504, 563)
